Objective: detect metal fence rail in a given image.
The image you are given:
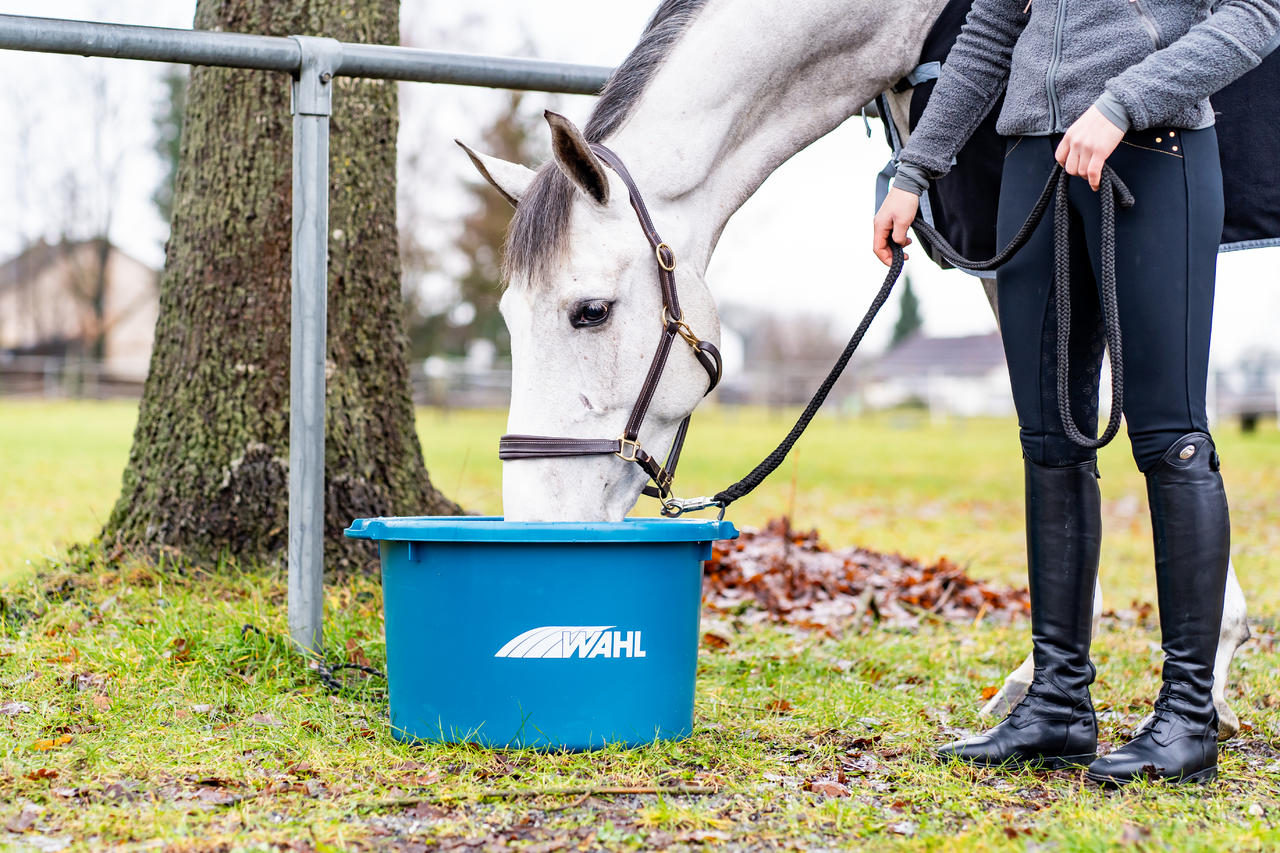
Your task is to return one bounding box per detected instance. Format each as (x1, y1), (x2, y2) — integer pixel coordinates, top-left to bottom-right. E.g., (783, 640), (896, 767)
(0, 14), (612, 93)
(0, 13), (615, 653)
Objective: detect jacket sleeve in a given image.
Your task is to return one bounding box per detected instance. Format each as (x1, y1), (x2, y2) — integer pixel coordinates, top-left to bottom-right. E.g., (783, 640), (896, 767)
(896, 0), (1029, 181)
(1105, 0), (1280, 131)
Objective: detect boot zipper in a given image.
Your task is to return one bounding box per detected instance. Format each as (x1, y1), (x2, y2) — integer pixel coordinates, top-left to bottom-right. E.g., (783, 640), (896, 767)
(1045, 0), (1067, 130)
(1129, 0), (1166, 49)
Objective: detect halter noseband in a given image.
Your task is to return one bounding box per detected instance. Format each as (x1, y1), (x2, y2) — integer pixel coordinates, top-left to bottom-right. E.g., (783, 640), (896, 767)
(497, 143), (723, 514)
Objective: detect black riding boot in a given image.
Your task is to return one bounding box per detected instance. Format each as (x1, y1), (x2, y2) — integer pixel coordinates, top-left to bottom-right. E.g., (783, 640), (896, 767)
(938, 458), (1101, 769)
(1087, 432), (1229, 786)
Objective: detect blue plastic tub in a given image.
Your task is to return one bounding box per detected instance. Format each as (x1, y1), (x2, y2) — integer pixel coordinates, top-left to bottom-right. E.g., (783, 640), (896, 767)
(344, 516), (738, 750)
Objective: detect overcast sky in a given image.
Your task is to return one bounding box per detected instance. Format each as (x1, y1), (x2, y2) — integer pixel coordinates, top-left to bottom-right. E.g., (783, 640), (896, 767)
(1, 0), (1277, 362)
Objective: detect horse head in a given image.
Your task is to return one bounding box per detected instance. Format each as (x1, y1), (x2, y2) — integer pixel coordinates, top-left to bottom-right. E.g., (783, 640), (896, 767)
(459, 111), (720, 521)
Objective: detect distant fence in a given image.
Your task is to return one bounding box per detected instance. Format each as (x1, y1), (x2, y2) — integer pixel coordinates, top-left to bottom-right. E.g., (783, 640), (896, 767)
(0, 355), (146, 399)
(0, 353), (872, 412)
(7, 353), (1278, 431)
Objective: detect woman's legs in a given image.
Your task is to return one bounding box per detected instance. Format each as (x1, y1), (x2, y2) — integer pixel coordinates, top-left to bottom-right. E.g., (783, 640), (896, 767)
(948, 128), (1230, 783)
(1072, 125), (1229, 785)
(937, 136), (1104, 769)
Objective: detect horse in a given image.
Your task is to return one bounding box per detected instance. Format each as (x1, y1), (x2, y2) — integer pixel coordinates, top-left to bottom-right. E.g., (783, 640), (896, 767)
(458, 0), (1250, 739)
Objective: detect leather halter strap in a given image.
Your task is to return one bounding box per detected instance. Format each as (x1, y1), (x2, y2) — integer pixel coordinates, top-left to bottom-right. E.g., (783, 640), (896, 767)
(497, 143), (722, 502)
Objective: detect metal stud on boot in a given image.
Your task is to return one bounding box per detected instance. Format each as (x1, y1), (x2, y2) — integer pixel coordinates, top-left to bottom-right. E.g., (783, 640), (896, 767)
(1086, 432), (1229, 787)
(939, 459), (1101, 770)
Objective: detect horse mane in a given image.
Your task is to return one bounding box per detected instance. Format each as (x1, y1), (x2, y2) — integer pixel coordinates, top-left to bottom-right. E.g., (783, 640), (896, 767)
(503, 0), (712, 288)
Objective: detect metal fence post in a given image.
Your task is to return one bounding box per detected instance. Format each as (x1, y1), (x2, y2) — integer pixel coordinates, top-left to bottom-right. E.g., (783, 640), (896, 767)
(288, 35), (341, 654)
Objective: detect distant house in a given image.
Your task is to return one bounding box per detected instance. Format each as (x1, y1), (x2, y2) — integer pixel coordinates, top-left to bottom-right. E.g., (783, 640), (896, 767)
(714, 302), (870, 407)
(0, 239), (158, 381)
(865, 331), (1013, 417)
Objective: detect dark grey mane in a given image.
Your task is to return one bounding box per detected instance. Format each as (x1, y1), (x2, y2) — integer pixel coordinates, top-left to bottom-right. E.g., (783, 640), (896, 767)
(503, 0), (712, 288)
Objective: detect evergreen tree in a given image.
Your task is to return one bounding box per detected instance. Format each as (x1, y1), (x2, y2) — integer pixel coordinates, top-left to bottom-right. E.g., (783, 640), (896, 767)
(890, 274), (923, 348)
(152, 65), (188, 226)
(407, 91), (542, 358)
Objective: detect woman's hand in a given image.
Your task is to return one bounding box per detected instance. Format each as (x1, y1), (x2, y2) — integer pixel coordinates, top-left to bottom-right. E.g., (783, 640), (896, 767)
(1056, 105), (1126, 191)
(872, 187), (919, 266)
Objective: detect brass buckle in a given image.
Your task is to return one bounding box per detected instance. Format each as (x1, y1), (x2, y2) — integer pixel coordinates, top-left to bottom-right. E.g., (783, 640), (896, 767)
(616, 436), (642, 463)
(661, 306), (702, 348)
(655, 242), (677, 271)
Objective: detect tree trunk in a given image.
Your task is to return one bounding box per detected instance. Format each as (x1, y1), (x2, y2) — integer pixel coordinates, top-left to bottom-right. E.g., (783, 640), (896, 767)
(106, 0), (459, 570)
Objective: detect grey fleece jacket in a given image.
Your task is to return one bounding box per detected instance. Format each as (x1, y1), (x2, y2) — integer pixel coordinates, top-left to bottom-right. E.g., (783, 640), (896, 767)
(893, 0), (1280, 195)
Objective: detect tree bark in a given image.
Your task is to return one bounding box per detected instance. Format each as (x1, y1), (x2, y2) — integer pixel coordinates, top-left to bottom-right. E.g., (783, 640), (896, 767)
(106, 0), (459, 570)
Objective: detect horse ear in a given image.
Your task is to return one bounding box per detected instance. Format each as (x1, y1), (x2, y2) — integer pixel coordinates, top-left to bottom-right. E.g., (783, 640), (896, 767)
(455, 140), (536, 208)
(545, 111), (610, 206)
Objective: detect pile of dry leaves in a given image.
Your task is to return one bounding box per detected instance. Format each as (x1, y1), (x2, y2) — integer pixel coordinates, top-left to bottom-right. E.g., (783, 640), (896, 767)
(703, 517), (1029, 631)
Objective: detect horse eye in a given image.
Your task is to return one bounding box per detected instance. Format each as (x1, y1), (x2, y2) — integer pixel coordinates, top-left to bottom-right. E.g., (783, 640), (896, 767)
(570, 300), (612, 328)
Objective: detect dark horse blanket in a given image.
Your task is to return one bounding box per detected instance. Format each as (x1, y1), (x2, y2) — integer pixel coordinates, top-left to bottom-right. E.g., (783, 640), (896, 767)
(877, 0), (1280, 272)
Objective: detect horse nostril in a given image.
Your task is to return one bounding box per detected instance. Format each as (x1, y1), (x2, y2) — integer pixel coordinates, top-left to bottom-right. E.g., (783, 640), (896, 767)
(579, 394), (594, 411)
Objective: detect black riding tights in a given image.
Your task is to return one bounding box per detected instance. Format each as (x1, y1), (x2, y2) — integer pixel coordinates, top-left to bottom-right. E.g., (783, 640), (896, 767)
(996, 126), (1224, 472)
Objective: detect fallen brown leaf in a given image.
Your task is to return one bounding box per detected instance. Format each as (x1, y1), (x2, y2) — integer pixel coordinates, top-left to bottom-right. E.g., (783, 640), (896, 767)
(807, 779), (850, 797)
(169, 637), (192, 662)
(31, 735), (73, 752)
(1120, 824), (1152, 843)
(701, 632), (731, 650)
(5, 807), (38, 833)
(195, 787), (239, 805)
(346, 638), (372, 668)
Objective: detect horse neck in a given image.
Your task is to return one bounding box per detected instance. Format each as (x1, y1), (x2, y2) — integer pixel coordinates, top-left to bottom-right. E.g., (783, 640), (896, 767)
(606, 0), (948, 270)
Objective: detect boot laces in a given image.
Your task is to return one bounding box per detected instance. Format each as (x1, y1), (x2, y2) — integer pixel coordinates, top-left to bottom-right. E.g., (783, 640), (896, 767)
(1145, 692), (1176, 735)
(1008, 682), (1052, 721)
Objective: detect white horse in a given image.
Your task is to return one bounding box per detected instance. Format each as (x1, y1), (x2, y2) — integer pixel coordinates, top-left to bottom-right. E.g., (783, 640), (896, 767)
(459, 0), (1250, 738)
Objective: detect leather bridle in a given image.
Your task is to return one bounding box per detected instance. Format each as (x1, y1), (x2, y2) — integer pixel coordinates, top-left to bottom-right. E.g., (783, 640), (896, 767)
(497, 143), (723, 515)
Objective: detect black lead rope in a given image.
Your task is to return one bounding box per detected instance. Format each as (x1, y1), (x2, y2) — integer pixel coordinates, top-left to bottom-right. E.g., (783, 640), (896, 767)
(707, 163), (1134, 511)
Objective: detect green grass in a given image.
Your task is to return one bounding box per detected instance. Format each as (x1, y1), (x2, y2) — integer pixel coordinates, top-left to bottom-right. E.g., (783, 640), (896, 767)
(3, 399), (1280, 849)
(7, 400), (1280, 608)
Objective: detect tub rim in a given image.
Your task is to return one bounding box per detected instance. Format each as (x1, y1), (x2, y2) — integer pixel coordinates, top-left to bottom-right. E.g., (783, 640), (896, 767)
(344, 515), (739, 543)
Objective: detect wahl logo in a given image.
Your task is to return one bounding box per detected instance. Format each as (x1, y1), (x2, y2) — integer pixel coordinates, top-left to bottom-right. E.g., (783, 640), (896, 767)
(494, 626), (647, 660)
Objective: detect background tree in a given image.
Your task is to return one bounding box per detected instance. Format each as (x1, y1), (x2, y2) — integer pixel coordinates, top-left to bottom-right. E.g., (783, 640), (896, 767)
(151, 65), (188, 226)
(890, 274), (923, 349)
(404, 90), (543, 359)
(107, 0), (459, 569)
(44, 69), (123, 364)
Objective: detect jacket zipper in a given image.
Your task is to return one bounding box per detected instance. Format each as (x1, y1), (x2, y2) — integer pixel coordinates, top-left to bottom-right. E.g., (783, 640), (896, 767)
(1045, 0), (1068, 130)
(1129, 0), (1166, 49)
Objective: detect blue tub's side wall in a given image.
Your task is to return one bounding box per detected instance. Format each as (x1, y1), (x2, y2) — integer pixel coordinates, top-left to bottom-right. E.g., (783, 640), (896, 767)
(379, 537), (708, 750)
